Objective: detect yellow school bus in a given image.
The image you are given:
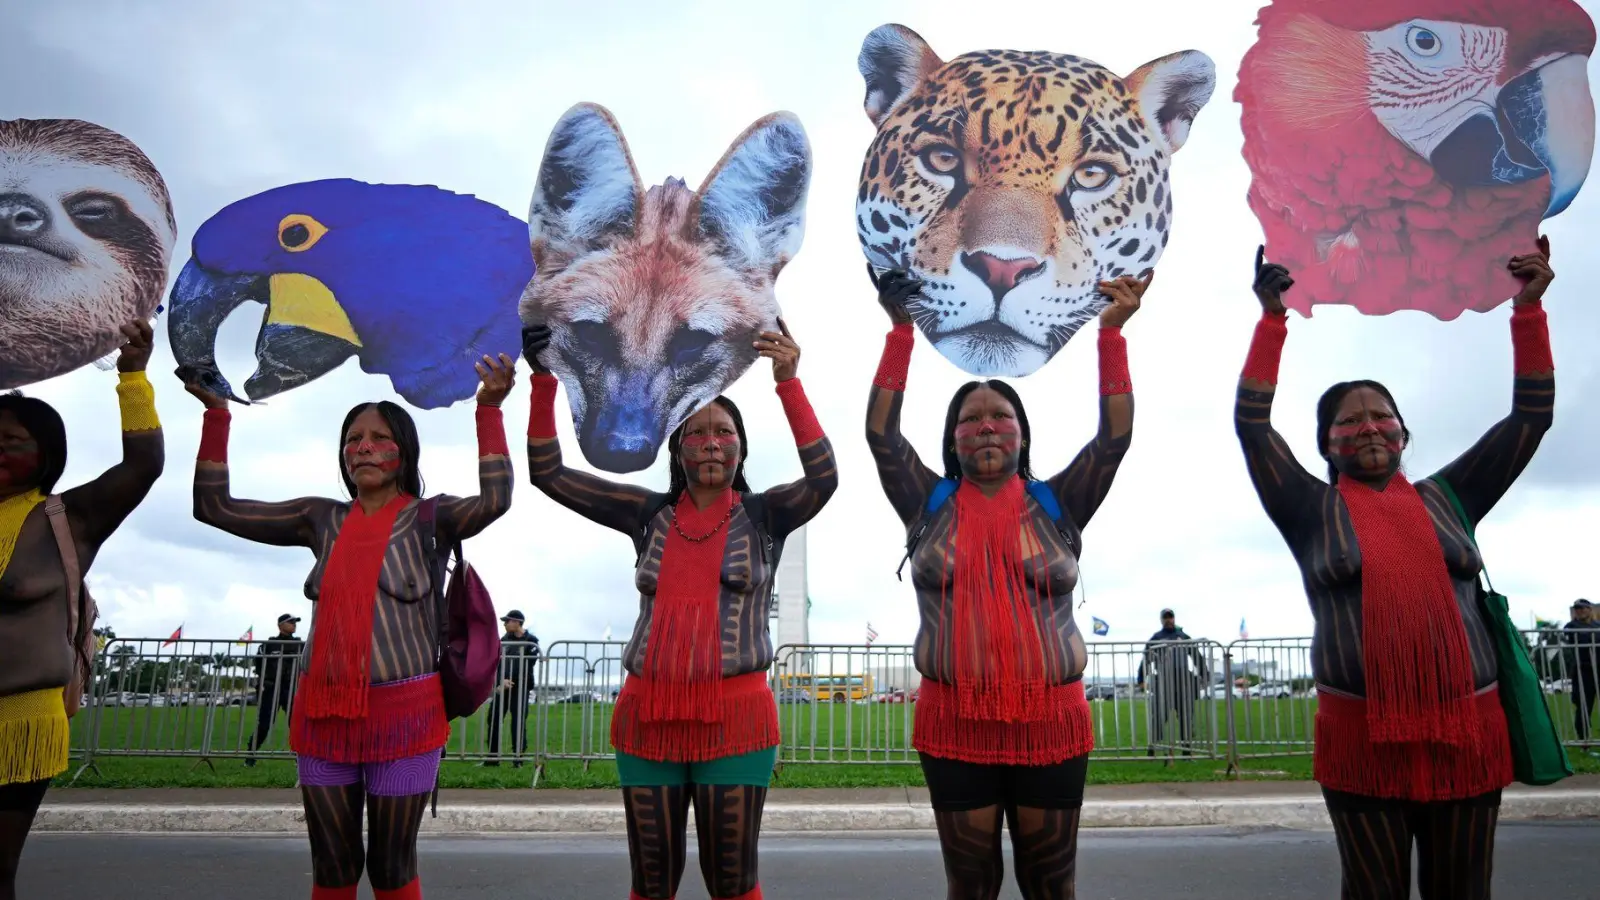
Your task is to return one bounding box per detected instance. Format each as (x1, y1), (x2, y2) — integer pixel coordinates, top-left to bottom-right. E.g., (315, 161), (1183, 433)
(775, 673), (873, 703)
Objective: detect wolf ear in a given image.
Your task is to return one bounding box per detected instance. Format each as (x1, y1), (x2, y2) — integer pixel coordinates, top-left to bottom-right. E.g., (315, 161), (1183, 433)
(1123, 50), (1217, 154)
(859, 24), (944, 127)
(695, 113), (812, 276)
(528, 103), (644, 267)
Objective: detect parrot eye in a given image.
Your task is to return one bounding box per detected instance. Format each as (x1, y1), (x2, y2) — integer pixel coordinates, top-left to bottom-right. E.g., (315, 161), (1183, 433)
(918, 145), (963, 177)
(277, 214), (329, 253)
(1405, 26), (1443, 57)
(1071, 163), (1117, 192)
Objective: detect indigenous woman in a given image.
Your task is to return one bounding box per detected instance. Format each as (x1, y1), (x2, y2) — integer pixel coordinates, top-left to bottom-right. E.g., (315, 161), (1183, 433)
(1235, 239), (1556, 899)
(865, 266), (1150, 900)
(185, 355), (516, 900)
(0, 322), (162, 900)
(523, 320), (836, 900)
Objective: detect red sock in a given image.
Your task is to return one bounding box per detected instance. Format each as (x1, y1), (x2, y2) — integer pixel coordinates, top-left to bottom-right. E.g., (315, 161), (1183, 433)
(717, 887), (762, 900)
(374, 880), (422, 900)
(311, 886), (358, 900)
(630, 893), (673, 900)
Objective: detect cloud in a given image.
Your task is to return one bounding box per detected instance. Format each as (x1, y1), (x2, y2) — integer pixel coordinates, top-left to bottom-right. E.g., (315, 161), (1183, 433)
(9, 0), (1597, 657)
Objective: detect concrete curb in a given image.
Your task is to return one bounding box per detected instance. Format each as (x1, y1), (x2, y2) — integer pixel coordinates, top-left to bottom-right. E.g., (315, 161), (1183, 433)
(35, 790), (1600, 835)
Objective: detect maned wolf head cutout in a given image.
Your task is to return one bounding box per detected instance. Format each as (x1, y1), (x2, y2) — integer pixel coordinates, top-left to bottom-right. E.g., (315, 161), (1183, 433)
(855, 24), (1215, 378)
(520, 102), (811, 474)
(0, 119), (176, 389)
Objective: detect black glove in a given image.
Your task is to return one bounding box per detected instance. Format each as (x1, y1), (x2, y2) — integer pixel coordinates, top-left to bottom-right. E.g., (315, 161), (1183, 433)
(868, 263), (922, 324)
(521, 324), (552, 374)
(1253, 245), (1294, 310)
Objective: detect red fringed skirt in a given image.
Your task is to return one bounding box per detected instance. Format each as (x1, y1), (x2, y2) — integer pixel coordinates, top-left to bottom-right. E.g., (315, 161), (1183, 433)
(610, 671), (780, 763)
(1314, 683), (1514, 802)
(913, 678), (1094, 766)
(290, 672), (450, 765)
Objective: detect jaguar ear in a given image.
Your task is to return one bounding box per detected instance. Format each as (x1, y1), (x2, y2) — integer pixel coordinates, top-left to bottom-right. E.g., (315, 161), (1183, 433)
(1124, 50), (1217, 154)
(858, 24), (945, 127)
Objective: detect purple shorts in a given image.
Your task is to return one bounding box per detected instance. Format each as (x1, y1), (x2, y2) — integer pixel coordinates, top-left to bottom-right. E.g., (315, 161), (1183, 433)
(297, 748), (442, 796)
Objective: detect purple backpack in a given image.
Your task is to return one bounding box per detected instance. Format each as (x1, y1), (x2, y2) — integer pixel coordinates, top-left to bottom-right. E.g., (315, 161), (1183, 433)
(418, 498), (502, 720)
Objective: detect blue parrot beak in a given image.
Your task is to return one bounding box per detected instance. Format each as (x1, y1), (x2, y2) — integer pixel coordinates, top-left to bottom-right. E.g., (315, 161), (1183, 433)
(166, 260), (362, 402)
(167, 259), (262, 404)
(244, 272), (362, 401)
(1430, 53), (1594, 217)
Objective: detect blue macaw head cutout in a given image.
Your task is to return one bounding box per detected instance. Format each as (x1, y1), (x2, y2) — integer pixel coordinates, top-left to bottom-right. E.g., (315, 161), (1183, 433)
(168, 179), (532, 408)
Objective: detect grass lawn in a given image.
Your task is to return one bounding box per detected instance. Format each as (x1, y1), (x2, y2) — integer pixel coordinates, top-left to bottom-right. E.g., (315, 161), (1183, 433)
(57, 696), (1600, 790)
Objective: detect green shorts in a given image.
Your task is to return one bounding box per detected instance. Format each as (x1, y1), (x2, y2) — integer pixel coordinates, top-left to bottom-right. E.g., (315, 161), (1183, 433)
(615, 745), (778, 788)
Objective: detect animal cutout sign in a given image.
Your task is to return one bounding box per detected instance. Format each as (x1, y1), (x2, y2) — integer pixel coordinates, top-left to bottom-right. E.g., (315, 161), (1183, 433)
(1237, 0), (1597, 318)
(520, 102), (812, 474)
(0, 119), (176, 390)
(169, 179), (531, 408)
(854, 24), (1216, 377)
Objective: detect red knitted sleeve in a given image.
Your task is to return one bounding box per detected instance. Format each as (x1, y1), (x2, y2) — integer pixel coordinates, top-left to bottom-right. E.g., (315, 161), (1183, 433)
(873, 322), (915, 391)
(475, 404), (509, 457)
(528, 374), (559, 440)
(1241, 311), (1289, 384)
(1098, 327), (1130, 396)
(198, 408), (231, 464)
(775, 378), (825, 446)
(1511, 302), (1553, 375)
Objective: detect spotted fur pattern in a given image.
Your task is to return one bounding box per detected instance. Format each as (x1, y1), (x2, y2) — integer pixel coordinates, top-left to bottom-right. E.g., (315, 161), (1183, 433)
(855, 25), (1215, 376)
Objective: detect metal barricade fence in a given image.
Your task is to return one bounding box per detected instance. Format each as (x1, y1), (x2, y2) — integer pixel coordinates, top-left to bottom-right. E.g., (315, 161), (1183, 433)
(69, 632), (1600, 780)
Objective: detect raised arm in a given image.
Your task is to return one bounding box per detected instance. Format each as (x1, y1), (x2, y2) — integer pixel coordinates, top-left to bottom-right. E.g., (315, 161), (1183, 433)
(189, 404), (324, 547)
(1234, 250), (1322, 543)
(1431, 238), (1557, 526)
(1045, 275), (1148, 528)
(434, 354), (516, 543)
(521, 327), (651, 535)
(752, 321), (838, 537)
(864, 269), (939, 526)
(61, 323), (166, 549)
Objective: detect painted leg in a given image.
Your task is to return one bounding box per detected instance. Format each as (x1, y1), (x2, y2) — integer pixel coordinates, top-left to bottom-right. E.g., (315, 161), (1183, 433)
(692, 784), (767, 899)
(624, 785), (690, 900)
(932, 806), (1006, 900)
(1007, 805), (1082, 900)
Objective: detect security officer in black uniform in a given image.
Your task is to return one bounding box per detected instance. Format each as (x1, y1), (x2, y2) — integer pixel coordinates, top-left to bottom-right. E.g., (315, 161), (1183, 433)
(1565, 599), (1600, 741)
(485, 610), (540, 766)
(245, 614), (302, 766)
(1138, 608), (1209, 757)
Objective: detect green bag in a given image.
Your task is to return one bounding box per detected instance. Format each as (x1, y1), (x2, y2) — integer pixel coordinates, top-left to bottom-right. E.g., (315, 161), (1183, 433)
(1431, 476), (1572, 786)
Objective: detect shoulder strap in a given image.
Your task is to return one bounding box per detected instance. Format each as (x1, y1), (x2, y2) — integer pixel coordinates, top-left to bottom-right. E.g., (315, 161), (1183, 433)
(898, 479), (959, 580)
(1428, 476), (1495, 594)
(1025, 480), (1063, 521)
(43, 495), (82, 635)
(634, 493), (673, 562)
(417, 497), (452, 662)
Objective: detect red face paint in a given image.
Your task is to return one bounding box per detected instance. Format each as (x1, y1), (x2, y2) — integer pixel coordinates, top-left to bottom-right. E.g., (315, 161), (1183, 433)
(344, 438), (402, 474)
(1328, 421), (1404, 457)
(680, 433), (740, 486)
(954, 417), (1022, 455)
(0, 446), (39, 487)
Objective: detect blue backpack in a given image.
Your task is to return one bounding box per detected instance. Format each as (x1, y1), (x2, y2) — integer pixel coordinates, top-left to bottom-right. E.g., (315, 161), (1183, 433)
(897, 479), (1076, 580)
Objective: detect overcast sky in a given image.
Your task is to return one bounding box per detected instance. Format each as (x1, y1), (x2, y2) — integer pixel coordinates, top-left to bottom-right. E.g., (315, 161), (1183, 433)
(7, 0), (1597, 650)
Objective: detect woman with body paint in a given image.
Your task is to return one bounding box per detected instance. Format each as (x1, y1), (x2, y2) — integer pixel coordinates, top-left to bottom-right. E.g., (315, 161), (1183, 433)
(0, 322), (162, 900)
(1236, 240), (1556, 898)
(184, 354), (516, 900)
(523, 319), (836, 900)
(864, 265), (1150, 900)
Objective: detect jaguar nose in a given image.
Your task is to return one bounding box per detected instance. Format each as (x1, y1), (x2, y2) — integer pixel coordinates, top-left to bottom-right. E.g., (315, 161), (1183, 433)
(960, 251), (1046, 299)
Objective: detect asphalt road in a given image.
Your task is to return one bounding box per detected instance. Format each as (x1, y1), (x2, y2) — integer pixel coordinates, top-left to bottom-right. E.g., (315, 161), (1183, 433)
(19, 824), (1600, 899)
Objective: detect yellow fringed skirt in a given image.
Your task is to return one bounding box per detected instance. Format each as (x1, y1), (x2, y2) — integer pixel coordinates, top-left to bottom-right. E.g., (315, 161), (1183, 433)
(0, 688), (69, 786)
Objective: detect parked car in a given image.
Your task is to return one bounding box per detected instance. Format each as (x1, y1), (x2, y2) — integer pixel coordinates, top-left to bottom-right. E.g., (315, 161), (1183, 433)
(777, 688), (813, 704)
(875, 690), (908, 704)
(1253, 682), (1292, 699)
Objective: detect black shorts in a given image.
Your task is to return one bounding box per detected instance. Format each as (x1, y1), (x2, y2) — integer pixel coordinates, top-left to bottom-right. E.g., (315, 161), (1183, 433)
(920, 753), (1089, 812)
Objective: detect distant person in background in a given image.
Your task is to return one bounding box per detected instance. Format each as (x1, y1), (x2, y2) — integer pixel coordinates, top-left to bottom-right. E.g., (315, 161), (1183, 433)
(485, 610), (538, 767)
(246, 614), (303, 767)
(1137, 609), (1208, 757)
(1564, 600), (1600, 742)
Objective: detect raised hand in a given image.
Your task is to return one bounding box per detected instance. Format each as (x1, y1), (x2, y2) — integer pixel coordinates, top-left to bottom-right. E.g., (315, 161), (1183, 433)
(1098, 271), (1154, 328)
(868, 263), (921, 325)
(1253, 245), (1293, 313)
(521, 324), (552, 374)
(116, 319), (154, 373)
(180, 376), (230, 410)
(475, 353), (516, 407)
(754, 317), (801, 382)
(1510, 235), (1554, 306)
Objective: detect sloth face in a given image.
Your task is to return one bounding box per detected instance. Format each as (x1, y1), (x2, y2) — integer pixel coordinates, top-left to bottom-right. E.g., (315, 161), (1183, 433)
(0, 119), (176, 389)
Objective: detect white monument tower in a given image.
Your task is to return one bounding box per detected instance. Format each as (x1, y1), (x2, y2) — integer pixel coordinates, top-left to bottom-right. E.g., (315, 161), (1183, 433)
(771, 525), (809, 648)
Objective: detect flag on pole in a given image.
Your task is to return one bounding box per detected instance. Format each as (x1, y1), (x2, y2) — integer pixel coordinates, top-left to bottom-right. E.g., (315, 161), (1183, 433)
(1091, 617), (1109, 636)
(236, 626), (253, 645)
(162, 624), (184, 647)
(1239, 618), (1249, 640)
(866, 622), (879, 644)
